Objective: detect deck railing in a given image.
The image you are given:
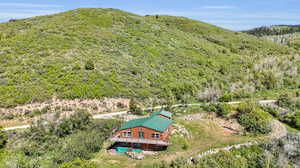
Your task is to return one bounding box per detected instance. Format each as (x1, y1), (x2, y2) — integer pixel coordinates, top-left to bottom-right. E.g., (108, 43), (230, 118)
(109, 136), (171, 146)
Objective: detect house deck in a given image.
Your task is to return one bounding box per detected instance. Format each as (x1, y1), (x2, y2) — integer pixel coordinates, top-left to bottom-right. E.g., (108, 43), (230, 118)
(109, 136), (171, 146)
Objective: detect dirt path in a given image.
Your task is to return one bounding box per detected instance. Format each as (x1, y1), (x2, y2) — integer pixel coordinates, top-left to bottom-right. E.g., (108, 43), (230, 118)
(2, 99), (277, 131)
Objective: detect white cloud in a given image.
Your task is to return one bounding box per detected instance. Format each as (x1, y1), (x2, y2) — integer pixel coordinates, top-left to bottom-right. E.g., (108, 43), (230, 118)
(203, 6), (235, 9)
(0, 2), (62, 8)
(0, 10), (61, 19)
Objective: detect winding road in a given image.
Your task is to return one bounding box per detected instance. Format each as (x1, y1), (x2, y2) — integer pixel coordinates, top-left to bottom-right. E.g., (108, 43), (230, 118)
(2, 99), (277, 131)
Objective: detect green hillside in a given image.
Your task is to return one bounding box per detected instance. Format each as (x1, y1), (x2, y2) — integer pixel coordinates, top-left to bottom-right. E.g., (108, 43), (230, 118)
(0, 8), (299, 107)
(245, 25), (300, 37)
(245, 25), (300, 49)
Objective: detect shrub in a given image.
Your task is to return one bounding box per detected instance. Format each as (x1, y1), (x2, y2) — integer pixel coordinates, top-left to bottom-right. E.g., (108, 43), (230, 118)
(203, 103), (231, 117)
(26, 107), (50, 118)
(3, 152), (41, 168)
(196, 87), (221, 102)
(293, 110), (300, 129)
(237, 106), (272, 135)
(84, 60), (95, 70)
(261, 106), (280, 117)
(261, 72), (278, 89)
(59, 158), (97, 168)
(129, 98), (143, 115)
(90, 119), (121, 137)
(148, 145), (279, 168)
(220, 91), (251, 102)
(281, 112), (296, 127)
(54, 110), (92, 137)
(54, 131), (105, 163)
(27, 110), (93, 140)
(195, 145), (270, 168)
(72, 64), (82, 71)
(13, 114), (120, 166)
(0, 127), (7, 149)
(236, 102), (257, 114)
(277, 94), (294, 108)
(216, 104), (231, 117)
(219, 93), (233, 102)
(0, 113), (15, 120)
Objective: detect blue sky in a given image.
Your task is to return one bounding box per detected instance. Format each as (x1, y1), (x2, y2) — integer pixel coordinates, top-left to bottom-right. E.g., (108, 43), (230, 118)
(0, 0), (299, 30)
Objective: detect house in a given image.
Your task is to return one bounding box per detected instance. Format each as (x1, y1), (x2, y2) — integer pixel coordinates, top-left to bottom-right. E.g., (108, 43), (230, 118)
(110, 110), (173, 151)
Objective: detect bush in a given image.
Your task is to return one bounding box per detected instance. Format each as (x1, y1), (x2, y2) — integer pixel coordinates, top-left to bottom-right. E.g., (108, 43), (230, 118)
(59, 158), (97, 168)
(219, 93), (234, 102)
(261, 106), (280, 117)
(203, 103), (231, 117)
(219, 91), (251, 102)
(54, 110), (92, 137)
(129, 98), (143, 115)
(0, 127), (7, 149)
(27, 110), (93, 140)
(261, 72), (278, 89)
(196, 145), (272, 168)
(147, 145), (280, 168)
(12, 112), (121, 166)
(85, 60), (95, 70)
(237, 105), (272, 135)
(277, 94), (294, 108)
(196, 87), (221, 102)
(54, 131), (105, 163)
(236, 102), (257, 114)
(216, 104), (231, 117)
(293, 110), (300, 129)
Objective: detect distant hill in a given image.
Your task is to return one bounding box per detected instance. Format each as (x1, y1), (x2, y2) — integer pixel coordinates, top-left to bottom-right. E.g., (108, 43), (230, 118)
(244, 25), (300, 37)
(244, 25), (300, 49)
(0, 8), (299, 107)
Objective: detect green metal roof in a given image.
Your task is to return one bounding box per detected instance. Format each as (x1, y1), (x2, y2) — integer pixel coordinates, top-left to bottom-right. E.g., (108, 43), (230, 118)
(151, 110), (172, 118)
(120, 115), (172, 132)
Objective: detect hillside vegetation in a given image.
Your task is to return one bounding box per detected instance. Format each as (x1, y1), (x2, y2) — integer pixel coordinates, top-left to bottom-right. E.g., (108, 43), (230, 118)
(0, 8), (299, 108)
(245, 25), (300, 50)
(245, 25), (300, 37)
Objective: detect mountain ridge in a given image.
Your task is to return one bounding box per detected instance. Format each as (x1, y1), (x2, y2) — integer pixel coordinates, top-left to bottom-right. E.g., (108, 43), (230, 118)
(0, 8), (299, 108)
(244, 25), (300, 49)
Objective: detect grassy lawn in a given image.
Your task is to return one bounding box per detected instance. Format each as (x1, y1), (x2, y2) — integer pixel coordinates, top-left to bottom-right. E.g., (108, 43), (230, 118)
(91, 117), (259, 168)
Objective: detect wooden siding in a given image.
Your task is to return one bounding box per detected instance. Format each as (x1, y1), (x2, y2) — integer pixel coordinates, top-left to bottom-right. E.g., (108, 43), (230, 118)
(115, 125), (172, 141)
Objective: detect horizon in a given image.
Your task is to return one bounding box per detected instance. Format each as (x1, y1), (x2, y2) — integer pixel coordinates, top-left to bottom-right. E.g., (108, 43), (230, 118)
(0, 0), (299, 31)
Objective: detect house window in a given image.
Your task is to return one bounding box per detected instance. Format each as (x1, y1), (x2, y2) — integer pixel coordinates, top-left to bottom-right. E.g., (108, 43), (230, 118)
(122, 131), (132, 137)
(151, 133), (160, 139)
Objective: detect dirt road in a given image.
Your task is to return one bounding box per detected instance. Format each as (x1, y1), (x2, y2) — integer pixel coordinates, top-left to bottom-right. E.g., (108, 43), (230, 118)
(2, 99), (277, 131)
